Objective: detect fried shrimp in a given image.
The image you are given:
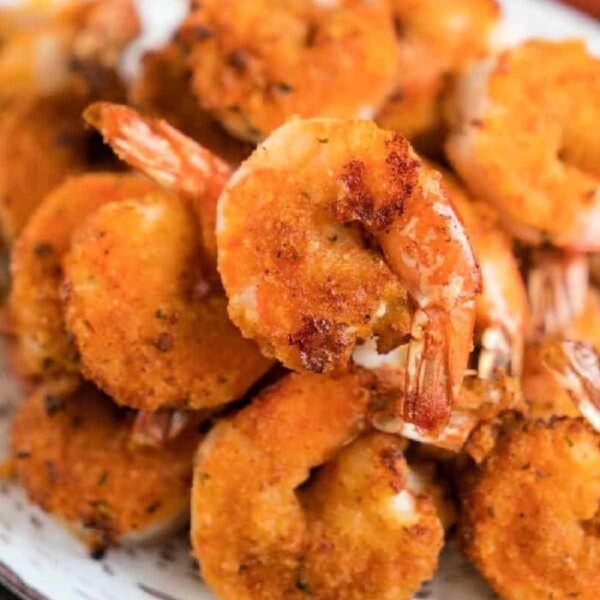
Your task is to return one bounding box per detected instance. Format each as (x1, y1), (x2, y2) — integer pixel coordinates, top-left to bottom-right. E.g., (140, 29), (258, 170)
(437, 168), (528, 377)
(459, 418), (600, 599)
(62, 191), (273, 412)
(447, 40), (600, 249)
(192, 372), (444, 600)
(178, 0), (399, 142)
(376, 0), (500, 155)
(9, 173), (159, 377)
(218, 118), (480, 431)
(10, 378), (200, 555)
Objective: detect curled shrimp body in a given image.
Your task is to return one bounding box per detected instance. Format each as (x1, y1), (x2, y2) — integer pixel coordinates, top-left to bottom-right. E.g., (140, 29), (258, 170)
(446, 40), (600, 250)
(9, 173), (159, 377)
(10, 378), (200, 555)
(62, 192), (273, 412)
(376, 0), (500, 155)
(192, 372), (444, 600)
(458, 418), (600, 600)
(218, 118), (480, 431)
(438, 168), (528, 377)
(178, 0), (398, 142)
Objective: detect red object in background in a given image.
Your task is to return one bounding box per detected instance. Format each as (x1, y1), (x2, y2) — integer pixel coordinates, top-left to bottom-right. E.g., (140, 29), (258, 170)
(559, 0), (600, 18)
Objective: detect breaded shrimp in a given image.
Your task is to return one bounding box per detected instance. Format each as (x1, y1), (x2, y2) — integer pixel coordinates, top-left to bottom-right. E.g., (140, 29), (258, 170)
(377, 0), (500, 156)
(447, 40), (600, 250)
(10, 377), (200, 556)
(84, 102), (232, 266)
(178, 0), (399, 142)
(459, 418), (600, 600)
(9, 173), (159, 377)
(129, 42), (252, 166)
(591, 253), (600, 287)
(83, 105), (480, 430)
(437, 168), (528, 377)
(217, 118), (480, 431)
(192, 372), (444, 600)
(62, 192), (273, 412)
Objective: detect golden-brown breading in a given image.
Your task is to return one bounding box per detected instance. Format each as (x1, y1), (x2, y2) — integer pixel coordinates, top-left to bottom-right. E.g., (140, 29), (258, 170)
(62, 192), (273, 412)
(217, 118), (480, 432)
(447, 40), (600, 250)
(459, 418), (600, 599)
(9, 173), (159, 378)
(10, 378), (200, 555)
(192, 371), (444, 600)
(180, 0), (399, 141)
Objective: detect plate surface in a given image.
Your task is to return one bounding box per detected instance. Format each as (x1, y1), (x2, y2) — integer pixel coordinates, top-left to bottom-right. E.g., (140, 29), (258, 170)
(0, 0), (598, 598)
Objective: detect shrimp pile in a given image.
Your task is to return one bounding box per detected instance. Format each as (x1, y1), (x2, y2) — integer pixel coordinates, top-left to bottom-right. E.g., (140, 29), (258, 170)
(2, 2), (600, 600)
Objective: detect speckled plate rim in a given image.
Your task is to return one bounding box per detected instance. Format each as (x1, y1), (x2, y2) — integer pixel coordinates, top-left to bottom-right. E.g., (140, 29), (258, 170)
(0, 0), (598, 598)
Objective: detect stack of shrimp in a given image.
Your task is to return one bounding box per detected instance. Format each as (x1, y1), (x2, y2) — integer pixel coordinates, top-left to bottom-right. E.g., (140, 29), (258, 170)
(1, 0), (599, 598)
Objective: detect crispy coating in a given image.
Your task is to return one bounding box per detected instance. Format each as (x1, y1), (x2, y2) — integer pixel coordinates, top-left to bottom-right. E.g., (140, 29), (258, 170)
(192, 372), (444, 600)
(9, 173), (159, 378)
(218, 118), (480, 431)
(129, 42), (252, 166)
(447, 40), (600, 249)
(180, 0), (398, 141)
(10, 378), (200, 554)
(459, 418), (600, 599)
(63, 192), (272, 412)
(377, 0), (499, 156)
(523, 289), (600, 419)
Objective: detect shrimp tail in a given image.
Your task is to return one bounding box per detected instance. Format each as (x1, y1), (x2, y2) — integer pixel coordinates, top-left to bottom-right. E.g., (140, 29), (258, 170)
(542, 339), (600, 431)
(84, 102), (232, 200)
(527, 249), (589, 341)
(404, 309), (454, 431)
(84, 101), (232, 264)
(131, 409), (190, 447)
(478, 325), (518, 378)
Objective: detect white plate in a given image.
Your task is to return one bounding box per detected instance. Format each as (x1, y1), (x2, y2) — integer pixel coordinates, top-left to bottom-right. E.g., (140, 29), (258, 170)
(0, 1), (598, 598)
